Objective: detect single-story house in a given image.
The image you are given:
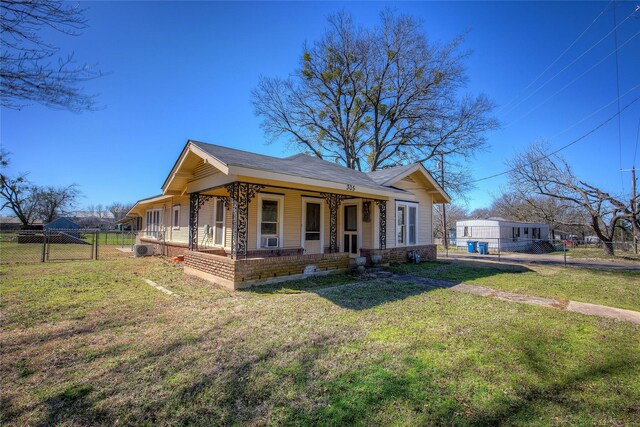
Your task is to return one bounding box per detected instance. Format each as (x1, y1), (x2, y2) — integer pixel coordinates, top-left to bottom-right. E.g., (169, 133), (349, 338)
(0, 216), (43, 230)
(125, 140), (450, 289)
(44, 217), (81, 231)
(456, 218), (550, 252)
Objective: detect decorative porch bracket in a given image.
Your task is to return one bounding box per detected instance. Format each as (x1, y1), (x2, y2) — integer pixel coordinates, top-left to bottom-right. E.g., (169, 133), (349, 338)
(225, 182), (264, 258)
(375, 200), (387, 250)
(320, 192), (348, 253)
(188, 192), (214, 251)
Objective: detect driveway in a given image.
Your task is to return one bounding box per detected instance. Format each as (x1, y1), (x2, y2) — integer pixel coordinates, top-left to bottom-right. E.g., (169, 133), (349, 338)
(443, 251), (640, 271)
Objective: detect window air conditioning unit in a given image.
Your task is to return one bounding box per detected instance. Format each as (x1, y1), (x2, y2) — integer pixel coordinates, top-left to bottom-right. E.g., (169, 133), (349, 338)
(261, 236), (279, 248)
(134, 244), (155, 257)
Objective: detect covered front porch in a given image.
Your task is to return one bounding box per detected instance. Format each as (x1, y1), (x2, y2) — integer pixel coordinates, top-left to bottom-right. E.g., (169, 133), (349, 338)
(186, 181), (390, 259)
(179, 180), (391, 289)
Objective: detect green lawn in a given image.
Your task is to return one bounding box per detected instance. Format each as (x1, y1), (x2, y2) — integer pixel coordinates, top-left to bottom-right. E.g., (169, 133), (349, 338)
(1, 257), (639, 426)
(390, 260), (640, 312)
(565, 246), (640, 262)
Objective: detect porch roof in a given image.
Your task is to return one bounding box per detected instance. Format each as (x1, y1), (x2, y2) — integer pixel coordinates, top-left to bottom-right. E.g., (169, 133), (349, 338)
(188, 140), (407, 195)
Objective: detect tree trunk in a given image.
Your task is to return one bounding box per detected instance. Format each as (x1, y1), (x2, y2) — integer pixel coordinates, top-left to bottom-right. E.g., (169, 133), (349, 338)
(602, 240), (615, 256)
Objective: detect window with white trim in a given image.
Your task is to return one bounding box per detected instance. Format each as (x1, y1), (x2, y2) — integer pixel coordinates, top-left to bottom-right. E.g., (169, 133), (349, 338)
(396, 202), (418, 246)
(145, 208), (163, 238)
(257, 194), (284, 248)
(397, 206), (406, 244)
(213, 198), (225, 246)
(172, 205), (180, 230)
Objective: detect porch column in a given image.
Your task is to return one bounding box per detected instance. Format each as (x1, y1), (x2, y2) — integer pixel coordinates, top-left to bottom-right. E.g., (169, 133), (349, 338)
(188, 192), (199, 251)
(225, 182), (264, 259)
(188, 192), (214, 251)
(375, 200), (387, 250)
(321, 193), (348, 253)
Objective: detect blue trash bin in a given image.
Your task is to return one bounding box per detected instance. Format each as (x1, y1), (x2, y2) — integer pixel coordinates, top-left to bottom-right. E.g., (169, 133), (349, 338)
(467, 241), (478, 253)
(478, 242), (489, 255)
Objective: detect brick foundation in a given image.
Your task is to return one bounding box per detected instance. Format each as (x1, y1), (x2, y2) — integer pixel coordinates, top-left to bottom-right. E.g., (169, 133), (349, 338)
(184, 251), (350, 289)
(360, 244), (437, 265)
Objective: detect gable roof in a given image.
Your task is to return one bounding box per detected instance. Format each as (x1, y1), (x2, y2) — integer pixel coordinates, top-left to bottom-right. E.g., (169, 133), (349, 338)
(368, 163), (451, 203)
(368, 164), (419, 185)
(161, 140), (450, 202)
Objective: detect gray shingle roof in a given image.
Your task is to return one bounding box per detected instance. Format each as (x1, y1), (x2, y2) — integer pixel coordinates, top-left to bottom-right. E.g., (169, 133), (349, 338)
(190, 141), (408, 194)
(367, 163), (419, 185)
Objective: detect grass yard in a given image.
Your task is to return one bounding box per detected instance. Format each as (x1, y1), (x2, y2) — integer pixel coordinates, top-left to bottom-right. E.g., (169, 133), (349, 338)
(390, 260), (640, 312)
(1, 257), (639, 426)
(565, 246), (640, 262)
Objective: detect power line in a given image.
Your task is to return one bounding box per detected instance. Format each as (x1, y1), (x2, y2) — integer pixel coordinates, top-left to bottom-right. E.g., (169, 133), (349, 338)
(612, 0), (625, 193)
(466, 95), (640, 185)
(500, 6), (638, 119)
(547, 83), (639, 140)
(504, 30), (640, 129)
(634, 116), (640, 167)
(496, 0), (613, 115)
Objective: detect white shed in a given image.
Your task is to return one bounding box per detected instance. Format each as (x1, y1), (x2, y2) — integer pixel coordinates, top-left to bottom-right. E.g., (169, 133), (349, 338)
(456, 218), (550, 251)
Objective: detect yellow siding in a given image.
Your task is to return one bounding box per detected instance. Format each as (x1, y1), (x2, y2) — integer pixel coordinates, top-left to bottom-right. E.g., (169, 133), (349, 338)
(247, 188), (304, 250)
(388, 174), (434, 247)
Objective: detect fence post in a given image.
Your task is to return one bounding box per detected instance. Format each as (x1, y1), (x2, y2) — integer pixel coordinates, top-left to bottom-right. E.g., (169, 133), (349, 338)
(95, 231), (99, 260)
(41, 231), (47, 262)
(563, 240), (567, 267)
(498, 237), (501, 262)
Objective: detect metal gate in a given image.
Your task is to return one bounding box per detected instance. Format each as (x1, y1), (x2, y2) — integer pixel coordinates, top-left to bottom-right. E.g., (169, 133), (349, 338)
(44, 229), (98, 261)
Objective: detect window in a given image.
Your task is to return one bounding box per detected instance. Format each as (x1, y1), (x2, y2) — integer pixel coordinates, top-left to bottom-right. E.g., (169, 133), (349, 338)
(344, 205), (357, 232)
(408, 206), (417, 244)
(172, 205), (180, 230)
(305, 202), (321, 241)
(257, 194), (284, 247)
(523, 227), (529, 236)
(396, 202), (418, 246)
(463, 226), (470, 237)
(397, 206), (406, 244)
(145, 208), (163, 238)
(213, 198), (225, 246)
(532, 227), (541, 239)
(512, 227), (520, 241)
(261, 200), (278, 235)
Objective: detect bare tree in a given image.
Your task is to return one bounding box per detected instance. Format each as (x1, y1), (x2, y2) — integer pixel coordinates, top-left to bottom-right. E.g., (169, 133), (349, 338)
(508, 142), (636, 255)
(108, 202), (132, 222)
(1, 0), (102, 111)
(35, 184), (81, 223)
(490, 191), (590, 239)
(252, 11), (498, 193)
(433, 203), (468, 240)
(0, 151), (41, 227)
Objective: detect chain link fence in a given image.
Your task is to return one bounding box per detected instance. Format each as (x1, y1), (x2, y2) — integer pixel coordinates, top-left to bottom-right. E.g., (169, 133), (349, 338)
(0, 229), (141, 264)
(440, 230), (639, 265)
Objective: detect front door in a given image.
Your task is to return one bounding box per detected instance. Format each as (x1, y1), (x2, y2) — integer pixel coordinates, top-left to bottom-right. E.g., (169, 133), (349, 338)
(302, 199), (323, 254)
(343, 204), (359, 257)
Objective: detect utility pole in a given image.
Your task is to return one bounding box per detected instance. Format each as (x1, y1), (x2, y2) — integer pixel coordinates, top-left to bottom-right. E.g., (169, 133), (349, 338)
(438, 151), (448, 250)
(632, 167), (638, 254)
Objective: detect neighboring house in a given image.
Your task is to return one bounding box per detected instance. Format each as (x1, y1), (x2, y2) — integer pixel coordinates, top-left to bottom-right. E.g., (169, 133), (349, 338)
(125, 140), (450, 289)
(0, 216), (43, 230)
(72, 211), (116, 230)
(456, 218), (550, 251)
(43, 217), (81, 231)
(43, 217), (82, 241)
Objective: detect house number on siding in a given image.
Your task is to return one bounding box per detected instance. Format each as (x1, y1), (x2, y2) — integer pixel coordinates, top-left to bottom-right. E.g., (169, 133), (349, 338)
(346, 184), (356, 191)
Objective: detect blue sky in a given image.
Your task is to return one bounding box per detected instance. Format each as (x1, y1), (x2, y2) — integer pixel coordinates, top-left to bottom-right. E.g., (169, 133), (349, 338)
(1, 1), (639, 211)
